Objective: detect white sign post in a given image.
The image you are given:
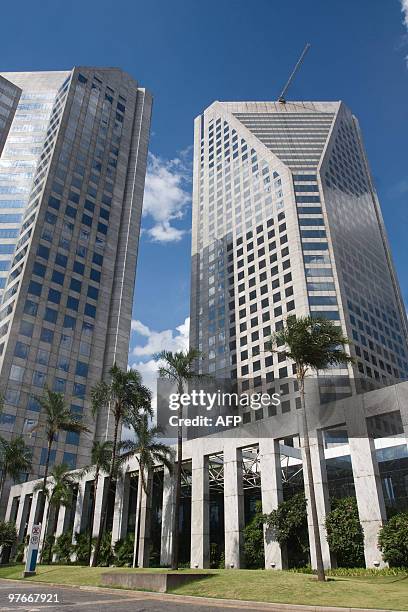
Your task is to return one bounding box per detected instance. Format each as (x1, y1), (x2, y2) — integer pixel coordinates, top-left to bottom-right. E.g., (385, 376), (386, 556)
(23, 524), (41, 577)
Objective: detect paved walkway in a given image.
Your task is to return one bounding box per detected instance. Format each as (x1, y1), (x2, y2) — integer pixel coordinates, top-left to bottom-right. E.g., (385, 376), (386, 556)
(0, 578), (406, 612)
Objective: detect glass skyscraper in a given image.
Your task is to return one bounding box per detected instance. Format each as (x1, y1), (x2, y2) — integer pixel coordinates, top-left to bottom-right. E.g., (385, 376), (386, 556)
(0, 69), (152, 488)
(191, 100), (408, 418)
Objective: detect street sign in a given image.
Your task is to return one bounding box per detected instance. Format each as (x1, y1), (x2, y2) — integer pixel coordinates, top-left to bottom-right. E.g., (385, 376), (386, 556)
(23, 524), (41, 577)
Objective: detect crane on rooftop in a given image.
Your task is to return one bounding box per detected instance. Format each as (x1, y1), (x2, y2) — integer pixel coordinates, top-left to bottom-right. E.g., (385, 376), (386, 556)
(278, 43), (311, 104)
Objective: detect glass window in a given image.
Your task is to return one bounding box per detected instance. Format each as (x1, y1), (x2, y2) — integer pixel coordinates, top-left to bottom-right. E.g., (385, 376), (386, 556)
(37, 349), (49, 365)
(10, 364), (24, 381)
(0, 413), (16, 432)
(63, 315), (76, 329)
(53, 377), (66, 393)
(20, 320), (34, 337)
(75, 361), (88, 377)
(27, 396), (41, 412)
(33, 262), (46, 277)
(32, 369), (46, 387)
(40, 327), (54, 343)
(14, 341), (29, 359)
(55, 253), (68, 268)
(87, 286), (98, 300)
(24, 300), (38, 316)
(84, 303), (96, 318)
(28, 280), (42, 296)
(44, 307), (58, 323)
(62, 452), (76, 469)
(66, 431), (80, 446)
(40, 448), (56, 465)
(73, 383), (86, 398)
(67, 296), (79, 311)
(48, 288), (61, 304)
(52, 270), (65, 285)
(70, 278), (81, 293)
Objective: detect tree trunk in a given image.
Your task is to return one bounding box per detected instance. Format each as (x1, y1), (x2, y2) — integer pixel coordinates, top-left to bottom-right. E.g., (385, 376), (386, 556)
(39, 495), (52, 564)
(171, 381), (183, 570)
(299, 375), (326, 581)
(0, 473), (5, 505)
(91, 415), (119, 567)
(132, 462), (143, 568)
(39, 439), (52, 523)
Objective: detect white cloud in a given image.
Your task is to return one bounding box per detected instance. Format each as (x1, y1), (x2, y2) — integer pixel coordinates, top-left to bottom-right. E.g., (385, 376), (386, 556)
(401, 0), (408, 29)
(131, 317), (190, 357)
(142, 151), (191, 243)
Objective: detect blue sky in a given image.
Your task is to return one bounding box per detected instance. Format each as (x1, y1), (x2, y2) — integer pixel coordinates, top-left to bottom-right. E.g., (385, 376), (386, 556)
(1, 0), (407, 387)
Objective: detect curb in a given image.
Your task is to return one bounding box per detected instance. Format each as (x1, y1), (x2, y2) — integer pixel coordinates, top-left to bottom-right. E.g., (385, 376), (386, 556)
(0, 577), (406, 612)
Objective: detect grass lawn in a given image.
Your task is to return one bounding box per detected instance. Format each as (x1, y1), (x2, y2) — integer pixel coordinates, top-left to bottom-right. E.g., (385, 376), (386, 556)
(0, 565), (407, 610)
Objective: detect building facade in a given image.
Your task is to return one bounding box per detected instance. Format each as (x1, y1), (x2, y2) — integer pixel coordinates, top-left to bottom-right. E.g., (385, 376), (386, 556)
(0, 69), (152, 488)
(190, 101), (408, 414)
(6, 381), (408, 570)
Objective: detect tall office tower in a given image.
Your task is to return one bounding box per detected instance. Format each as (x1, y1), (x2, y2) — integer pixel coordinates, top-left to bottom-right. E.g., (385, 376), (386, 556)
(190, 101), (408, 420)
(0, 69), (152, 484)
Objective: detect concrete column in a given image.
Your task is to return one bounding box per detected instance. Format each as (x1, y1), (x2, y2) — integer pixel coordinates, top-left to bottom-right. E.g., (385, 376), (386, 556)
(190, 452), (210, 569)
(223, 445), (244, 568)
(160, 467), (175, 566)
(26, 491), (40, 540)
(137, 469), (152, 567)
(299, 427), (332, 569)
(52, 504), (68, 562)
(111, 473), (129, 547)
(259, 438), (287, 569)
(91, 475), (106, 539)
(347, 404), (387, 568)
(16, 491), (31, 543)
(4, 490), (16, 523)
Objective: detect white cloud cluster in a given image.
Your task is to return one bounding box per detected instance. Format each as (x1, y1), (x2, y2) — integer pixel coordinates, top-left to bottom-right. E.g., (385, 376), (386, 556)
(142, 151), (192, 243)
(131, 317), (190, 357)
(128, 318), (190, 423)
(401, 0), (408, 29)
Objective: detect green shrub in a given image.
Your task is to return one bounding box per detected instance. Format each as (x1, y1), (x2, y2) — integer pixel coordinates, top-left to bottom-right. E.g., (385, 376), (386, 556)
(292, 565), (408, 577)
(114, 533), (134, 566)
(378, 512), (408, 567)
(243, 501), (265, 569)
(74, 531), (92, 565)
(52, 532), (74, 564)
(0, 521), (17, 564)
(97, 530), (114, 566)
(265, 492), (309, 568)
(0, 522), (17, 548)
(13, 541), (25, 563)
(40, 535), (55, 564)
(325, 497), (365, 567)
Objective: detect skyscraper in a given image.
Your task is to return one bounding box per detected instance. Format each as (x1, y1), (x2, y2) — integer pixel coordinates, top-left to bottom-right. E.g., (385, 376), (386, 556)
(190, 101), (408, 417)
(0, 69), (152, 485)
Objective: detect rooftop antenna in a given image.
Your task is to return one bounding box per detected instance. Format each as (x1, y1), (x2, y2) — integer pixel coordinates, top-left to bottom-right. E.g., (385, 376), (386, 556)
(278, 43), (311, 104)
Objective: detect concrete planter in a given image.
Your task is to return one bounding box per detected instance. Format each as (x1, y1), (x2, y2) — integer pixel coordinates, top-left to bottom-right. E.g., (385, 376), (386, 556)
(101, 571), (209, 593)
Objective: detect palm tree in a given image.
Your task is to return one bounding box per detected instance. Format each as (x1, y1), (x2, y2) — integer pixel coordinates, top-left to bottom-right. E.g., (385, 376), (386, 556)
(0, 436), (32, 501)
(266, 315), (353, 581)
(79, 440), (114, 564)
(34, 463), (77, 564)
(36, 388), (90, 520)
(154, 348), (203, 570)
(90, 364), (152, 566)
(122, 410), (174, 567)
